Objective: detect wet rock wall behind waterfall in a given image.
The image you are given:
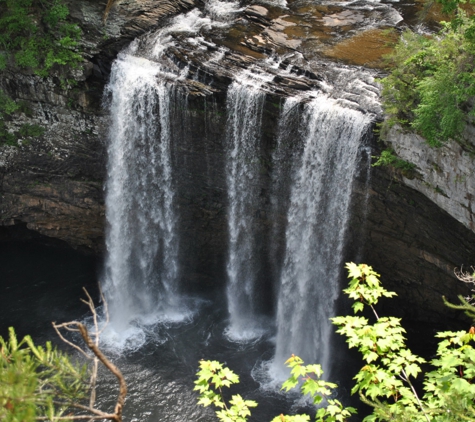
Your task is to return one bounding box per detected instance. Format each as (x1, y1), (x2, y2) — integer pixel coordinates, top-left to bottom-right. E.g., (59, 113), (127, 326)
(1, 0), (475, 326)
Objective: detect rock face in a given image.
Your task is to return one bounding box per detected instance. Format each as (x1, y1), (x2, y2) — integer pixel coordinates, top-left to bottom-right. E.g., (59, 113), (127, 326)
(1, 0), (475, 326)
(349, 163), (475, 326)
(386, 125), (475, 232)
(0, 68), (106, 251)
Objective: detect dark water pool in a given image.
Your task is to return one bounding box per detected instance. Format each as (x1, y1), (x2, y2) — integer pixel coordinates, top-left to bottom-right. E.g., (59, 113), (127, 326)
(0, 240), (99, 342)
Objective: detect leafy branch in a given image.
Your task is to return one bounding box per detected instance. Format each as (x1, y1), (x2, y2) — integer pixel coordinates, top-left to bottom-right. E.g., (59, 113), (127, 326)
(194, 359), (257, 422)
(196, 262), (475, 421)
(277, 356), (356, 422)
(333, 263), (429, 421)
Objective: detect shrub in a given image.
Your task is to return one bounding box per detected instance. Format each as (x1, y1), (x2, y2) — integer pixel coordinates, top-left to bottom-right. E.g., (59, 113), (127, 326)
(381, 11), (475, 146)
(0, 0), (82, 76)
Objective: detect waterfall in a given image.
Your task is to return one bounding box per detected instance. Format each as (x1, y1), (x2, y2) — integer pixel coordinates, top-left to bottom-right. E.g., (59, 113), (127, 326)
(99, 0), (243, 349)
(99, 0), (376, 361)
(224, 69), (272, 341)
(102, 52), (189, 349)
(269, 97), (301, 284)
(272, 95), (371, 378)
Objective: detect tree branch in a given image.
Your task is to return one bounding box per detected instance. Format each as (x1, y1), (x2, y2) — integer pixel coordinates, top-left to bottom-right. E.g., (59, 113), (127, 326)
(103, 0), (118, 24)
(77, 323), (127, 420)
(53, 289), (127, 422)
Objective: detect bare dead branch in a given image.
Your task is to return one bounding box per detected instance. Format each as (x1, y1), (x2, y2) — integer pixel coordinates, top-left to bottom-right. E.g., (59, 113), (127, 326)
(54, 322), (81, 332)
(36, 415), (118, 421)
(81, 287), (100, 409)
(455, 266), (475, 302)
(455, 266), (475, 286)
(53, 288), (126, 422)
(98, 285), (110, 336)
(52, 322), (91, 360)
(52, 400), (109, 417)
(77, 323), (127, 421)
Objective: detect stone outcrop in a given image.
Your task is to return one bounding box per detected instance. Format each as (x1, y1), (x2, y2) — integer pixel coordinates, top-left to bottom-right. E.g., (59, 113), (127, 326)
(0, 68), (106, 250)
(385, 125), (475, 233)
(349, 162), (475, 326)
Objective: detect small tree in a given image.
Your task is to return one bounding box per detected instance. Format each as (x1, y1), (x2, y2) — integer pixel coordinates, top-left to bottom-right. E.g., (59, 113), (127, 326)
(0, 288), (127, 421)
(195, 263), (475, 421)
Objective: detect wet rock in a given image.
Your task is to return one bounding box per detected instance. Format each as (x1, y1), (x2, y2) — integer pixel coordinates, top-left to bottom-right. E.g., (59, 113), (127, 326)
(322, 10), (365, 27)
(350, 163), (475, 326)
(244, 5), (270, 22)
(263, 28), (302, 49)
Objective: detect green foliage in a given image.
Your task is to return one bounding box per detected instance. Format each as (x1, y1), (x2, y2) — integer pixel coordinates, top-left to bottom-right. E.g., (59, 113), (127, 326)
(196, 262), (475, 421)
(0, 90), (20, 115)
(333, 264), (429, 421)
(381, 11), (475, 146)
(195, 356), (356, 422)
(372, 149), (416, 172)
(0, 0), (82, 76)
(0, 90), (45, 147)
(279, 355), (357, 422)
(194, 360), (257, 422)
(0, 326), (89, 421)
(19, 123), (45, 137)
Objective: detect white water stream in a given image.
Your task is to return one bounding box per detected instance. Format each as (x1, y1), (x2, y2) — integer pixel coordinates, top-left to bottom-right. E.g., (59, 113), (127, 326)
(102, 55), (189, 351)
(224, 69), (273, 341)
(101, 0), (242, 351)
(101, 0), (374, 393)
(271, 95), (371, 379)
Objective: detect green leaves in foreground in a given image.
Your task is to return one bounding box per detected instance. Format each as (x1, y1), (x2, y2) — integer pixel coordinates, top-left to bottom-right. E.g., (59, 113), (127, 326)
(196, 262), (475, 421)
(278, 355), (357, 422)
(195, 354), (356, 422)
(343, 262), (397, 311)
(335, 263), (475, 421)
(194, 360), (257, 422)
(0, 327), (89, 422)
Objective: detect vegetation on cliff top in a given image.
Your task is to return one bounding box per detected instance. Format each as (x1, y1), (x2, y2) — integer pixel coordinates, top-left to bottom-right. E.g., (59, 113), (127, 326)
(0, 0), (82, 77)
(0, 0), (83, 147)
(381, 0), (475, 146)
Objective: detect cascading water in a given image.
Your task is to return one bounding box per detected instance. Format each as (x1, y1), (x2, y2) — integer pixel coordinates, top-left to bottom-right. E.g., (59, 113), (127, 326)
(269, 97), (301, 284)
(1, 0), (413, 416)
(102, 53), (188, 349)
(271, 94), (371, 379)
(224, 69), (272, 341)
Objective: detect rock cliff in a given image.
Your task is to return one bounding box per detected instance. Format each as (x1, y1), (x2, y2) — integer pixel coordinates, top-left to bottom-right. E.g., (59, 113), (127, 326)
(385, 125), (475, 233)
(0, 0), (198, 250)
(1, 0), (475, 326)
